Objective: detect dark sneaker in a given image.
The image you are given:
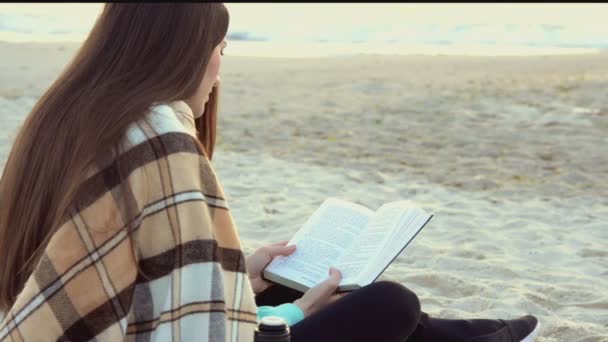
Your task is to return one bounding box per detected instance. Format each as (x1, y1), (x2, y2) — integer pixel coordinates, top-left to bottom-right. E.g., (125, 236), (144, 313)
(500, 315), (541, 342)
(502, 315), (540, 342)
(471, 315), (540, 342)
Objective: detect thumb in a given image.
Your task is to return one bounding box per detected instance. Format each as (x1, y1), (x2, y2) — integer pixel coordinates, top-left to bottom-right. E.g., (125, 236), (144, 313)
(264, 244), (297, 258)
(328, 267), (342, 285)
(319, 267), (342, 292)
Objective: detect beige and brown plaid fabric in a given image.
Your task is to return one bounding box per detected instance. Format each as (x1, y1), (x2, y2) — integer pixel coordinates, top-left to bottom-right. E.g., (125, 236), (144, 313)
(0, 101), (258, 341)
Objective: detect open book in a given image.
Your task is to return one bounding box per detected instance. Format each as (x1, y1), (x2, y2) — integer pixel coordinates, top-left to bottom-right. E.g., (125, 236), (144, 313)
(263, 197), (433, 293)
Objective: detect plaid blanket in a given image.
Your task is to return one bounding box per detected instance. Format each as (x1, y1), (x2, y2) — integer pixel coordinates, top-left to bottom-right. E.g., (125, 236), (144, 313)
(0, 101), (258, 341)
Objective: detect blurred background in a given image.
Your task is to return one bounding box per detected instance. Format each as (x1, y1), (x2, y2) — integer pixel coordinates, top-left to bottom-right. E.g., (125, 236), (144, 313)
(1, 3), (608, 56)
(1, 4), (607, 341)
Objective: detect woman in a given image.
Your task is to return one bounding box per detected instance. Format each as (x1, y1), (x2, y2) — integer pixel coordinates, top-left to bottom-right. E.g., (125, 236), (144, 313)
(0, 3), (540, 341)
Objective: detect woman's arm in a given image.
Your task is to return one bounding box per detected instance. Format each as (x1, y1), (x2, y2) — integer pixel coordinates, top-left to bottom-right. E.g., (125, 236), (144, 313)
(257, 304), (305, 326)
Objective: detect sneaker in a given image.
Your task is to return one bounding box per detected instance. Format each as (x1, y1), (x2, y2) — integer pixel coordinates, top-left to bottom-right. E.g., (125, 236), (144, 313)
(471, 315), (541, 342)
(499, 315), (541, 342)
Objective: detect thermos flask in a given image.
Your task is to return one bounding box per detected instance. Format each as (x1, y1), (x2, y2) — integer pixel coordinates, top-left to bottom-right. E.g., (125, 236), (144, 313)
(254, 316), (290, 342)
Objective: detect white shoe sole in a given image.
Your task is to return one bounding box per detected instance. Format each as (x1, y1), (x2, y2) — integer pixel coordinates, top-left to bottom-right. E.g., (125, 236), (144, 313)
(521, 322), (541, 342)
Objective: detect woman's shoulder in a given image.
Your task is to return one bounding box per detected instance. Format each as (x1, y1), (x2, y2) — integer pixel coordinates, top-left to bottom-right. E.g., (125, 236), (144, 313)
(149, 101), (196, 136)
(117, 101), (200, 158)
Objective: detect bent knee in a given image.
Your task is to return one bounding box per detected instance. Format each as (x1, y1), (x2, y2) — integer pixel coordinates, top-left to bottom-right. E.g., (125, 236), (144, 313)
(367, 281), (420, 316)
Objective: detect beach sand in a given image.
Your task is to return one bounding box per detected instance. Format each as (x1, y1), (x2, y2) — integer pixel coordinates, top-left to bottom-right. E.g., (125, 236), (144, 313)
(1, 41), (607, 341)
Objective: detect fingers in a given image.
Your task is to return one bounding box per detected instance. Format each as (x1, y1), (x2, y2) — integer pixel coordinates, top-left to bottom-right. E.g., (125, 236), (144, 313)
(327, 267), (342, 287)
(263, 244), (296, 258)
(327, 292), (348, 305)
(317, 267), (342, 293)
(294, 267), (344, 317)
(268, 240), (289, 247)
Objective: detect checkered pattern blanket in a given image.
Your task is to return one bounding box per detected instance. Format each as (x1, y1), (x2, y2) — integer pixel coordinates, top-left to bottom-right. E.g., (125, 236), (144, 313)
(0, 101), (257, 341)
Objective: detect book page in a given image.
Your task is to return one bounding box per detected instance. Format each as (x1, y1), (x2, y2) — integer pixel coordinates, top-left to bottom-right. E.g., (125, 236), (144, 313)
(359, 202), (432, 285)
(265, 198), (374, 288)
(381, 208), (430, 263)
(335, 205), (405, 284)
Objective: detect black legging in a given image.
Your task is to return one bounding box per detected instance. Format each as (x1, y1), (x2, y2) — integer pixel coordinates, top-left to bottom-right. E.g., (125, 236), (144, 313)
(255, 281), (507, 342)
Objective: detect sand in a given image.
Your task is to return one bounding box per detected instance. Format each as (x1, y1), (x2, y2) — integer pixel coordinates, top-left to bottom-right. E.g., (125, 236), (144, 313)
(1, 41), (607, 341)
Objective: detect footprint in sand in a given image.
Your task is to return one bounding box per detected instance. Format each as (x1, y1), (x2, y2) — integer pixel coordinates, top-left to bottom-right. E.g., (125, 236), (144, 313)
(577, 248), (608, 258)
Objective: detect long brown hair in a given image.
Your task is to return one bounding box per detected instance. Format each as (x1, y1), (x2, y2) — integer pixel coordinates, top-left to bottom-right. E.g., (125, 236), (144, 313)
(0, 3), (228, 312)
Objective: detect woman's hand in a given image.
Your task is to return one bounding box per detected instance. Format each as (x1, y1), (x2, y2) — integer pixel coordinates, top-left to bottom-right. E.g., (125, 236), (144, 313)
(294, 267), (347, 317)
(246, 240), (297, 294)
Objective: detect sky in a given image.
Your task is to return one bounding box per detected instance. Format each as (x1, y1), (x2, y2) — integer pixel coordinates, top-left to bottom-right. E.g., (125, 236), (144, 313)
(225, 3), (608, 28)
(0, 3), (607, 53)
(1, 3), (608, 35)
(1, 3), (607, 25)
